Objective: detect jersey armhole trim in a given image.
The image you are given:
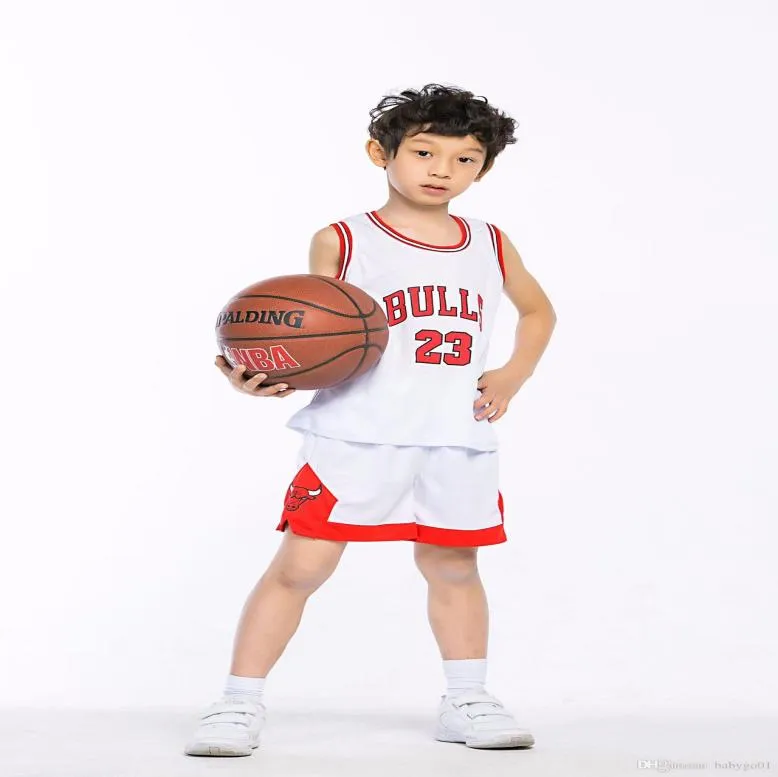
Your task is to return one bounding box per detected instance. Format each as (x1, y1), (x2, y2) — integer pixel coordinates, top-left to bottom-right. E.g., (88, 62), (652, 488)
(487, 223), (506, 283)
(330, 222), (353, 280)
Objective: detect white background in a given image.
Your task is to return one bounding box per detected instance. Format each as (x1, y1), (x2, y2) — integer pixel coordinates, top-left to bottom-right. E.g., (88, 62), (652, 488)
(0, 0), (775, 714)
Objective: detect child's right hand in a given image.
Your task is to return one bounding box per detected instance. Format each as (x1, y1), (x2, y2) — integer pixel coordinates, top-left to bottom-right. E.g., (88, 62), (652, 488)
(215, 355), (297, 398)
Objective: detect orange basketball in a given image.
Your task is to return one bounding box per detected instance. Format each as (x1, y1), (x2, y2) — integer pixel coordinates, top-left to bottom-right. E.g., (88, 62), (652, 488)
(215, 274), (390, 390)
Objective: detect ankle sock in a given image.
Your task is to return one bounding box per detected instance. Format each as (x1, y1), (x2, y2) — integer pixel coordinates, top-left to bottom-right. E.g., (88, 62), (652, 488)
(223, 674), (265, 704)
(443, 658), (487, 697)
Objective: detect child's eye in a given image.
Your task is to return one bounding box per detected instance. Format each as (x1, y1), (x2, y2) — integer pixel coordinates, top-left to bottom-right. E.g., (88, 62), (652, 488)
(414, 151), (476, 163)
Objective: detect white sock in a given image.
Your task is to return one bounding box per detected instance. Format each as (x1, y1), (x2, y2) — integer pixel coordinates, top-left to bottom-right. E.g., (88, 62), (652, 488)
(223, 674), (265, 704)
(443, 658), (487, 697)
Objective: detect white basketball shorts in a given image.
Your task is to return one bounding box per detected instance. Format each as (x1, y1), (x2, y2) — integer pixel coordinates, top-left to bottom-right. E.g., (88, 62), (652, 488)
(276, 432), (506, 547)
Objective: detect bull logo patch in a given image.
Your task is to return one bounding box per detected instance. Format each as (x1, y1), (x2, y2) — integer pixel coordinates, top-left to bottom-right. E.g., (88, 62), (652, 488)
(284, 481), (323, 512)
(282, 463), (336, 517)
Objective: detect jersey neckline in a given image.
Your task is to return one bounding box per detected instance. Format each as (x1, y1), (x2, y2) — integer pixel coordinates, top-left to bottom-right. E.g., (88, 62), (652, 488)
(366, 210), (470, 252)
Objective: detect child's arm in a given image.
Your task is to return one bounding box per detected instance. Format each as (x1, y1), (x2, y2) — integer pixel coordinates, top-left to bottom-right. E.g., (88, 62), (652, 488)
(474, 231), (556, 423)
(499, 231), (557, 381)
(308, 226), (342, 278)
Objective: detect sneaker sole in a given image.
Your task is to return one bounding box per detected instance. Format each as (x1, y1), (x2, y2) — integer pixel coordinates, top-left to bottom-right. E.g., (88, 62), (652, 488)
(436, 729), (535, 749)
(184, 740), (259, 757)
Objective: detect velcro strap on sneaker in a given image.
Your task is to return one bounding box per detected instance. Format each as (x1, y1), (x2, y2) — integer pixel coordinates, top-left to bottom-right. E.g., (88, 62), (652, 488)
(450, 690), (502, 708)
(201, 699), (260, 724)
(451, 690), (516, 723)
(201, 712), (252, 727)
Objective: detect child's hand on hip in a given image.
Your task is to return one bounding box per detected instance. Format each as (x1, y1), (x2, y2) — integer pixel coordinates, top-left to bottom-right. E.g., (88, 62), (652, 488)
(474, 367), (525, 423)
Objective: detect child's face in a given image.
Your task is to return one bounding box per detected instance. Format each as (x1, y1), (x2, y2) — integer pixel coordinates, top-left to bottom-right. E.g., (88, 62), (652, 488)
(379, 129), (490, 203)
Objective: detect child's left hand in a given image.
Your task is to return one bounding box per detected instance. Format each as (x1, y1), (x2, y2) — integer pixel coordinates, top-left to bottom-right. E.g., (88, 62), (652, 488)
(474, 367), (526, 423)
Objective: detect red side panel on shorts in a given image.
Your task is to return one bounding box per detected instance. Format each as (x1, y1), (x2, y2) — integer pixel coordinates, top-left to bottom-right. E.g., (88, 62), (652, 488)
(276, 463), (418, 542)
(416, 490), (506, 547)
(276, 468), (507, 548)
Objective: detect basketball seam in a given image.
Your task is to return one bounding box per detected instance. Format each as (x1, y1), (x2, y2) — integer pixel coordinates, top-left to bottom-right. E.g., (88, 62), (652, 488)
(220, 326), (388, 342)
(232, 292), (376, 319)
(225, 278), (387, 388)
(308, 276), (373, 384)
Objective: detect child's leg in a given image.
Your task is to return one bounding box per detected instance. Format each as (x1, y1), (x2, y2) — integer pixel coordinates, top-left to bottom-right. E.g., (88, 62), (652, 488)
(412, 445), (504, 663)
(229, 530), (347, 677)
(413, 544), (488, 659)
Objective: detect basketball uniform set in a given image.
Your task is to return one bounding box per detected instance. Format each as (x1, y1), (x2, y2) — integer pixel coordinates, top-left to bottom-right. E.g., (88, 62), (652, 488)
(277, 210), (509, 547)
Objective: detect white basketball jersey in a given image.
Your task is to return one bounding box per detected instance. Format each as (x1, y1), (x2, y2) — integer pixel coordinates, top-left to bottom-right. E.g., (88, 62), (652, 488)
(286, 210), (507, 451)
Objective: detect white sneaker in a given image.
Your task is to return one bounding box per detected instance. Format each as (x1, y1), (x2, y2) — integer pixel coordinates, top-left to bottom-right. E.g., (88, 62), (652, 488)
(184, 696), (266, 757)
(435, 689), (535, 749)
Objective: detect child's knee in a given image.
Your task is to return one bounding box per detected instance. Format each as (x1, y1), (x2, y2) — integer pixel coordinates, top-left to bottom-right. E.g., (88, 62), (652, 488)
(414, 545), (479, 584)
(273, 563), (330, 592)
(270, 534), (346, 592)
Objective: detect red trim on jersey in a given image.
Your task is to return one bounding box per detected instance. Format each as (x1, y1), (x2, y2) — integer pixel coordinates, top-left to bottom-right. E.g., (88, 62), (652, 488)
(275, 470), (507, 547)
(367, 210), (471, 252)
(487, 223), (496, 253)
(330, 222), (345, 278)
(341, 221), (354, 279)
(488, 224), (506, 283)
(330, 222), (353, 280)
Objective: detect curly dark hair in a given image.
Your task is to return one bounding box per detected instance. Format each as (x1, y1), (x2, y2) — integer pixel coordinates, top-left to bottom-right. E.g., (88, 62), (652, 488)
(368, 83), (518, 174)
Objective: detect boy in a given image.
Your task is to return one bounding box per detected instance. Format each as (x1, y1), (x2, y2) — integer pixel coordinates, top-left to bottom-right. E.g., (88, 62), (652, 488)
(186, 83), (556, 756)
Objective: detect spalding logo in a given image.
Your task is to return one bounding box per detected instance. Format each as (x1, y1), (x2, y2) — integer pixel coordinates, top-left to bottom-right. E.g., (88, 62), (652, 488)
(222, 345), (301, 372)
(216, 309), (306, 328)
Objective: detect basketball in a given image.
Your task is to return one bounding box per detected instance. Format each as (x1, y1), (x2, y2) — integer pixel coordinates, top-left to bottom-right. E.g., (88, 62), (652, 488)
(215, 274), (390, 390)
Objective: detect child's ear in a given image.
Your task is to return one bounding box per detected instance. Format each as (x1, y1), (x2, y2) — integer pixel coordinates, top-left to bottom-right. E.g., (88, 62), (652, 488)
(365, 138), (389, 169)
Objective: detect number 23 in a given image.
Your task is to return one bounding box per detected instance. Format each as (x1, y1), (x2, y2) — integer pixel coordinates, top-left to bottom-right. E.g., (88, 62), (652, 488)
(414, 329), (473, 366)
